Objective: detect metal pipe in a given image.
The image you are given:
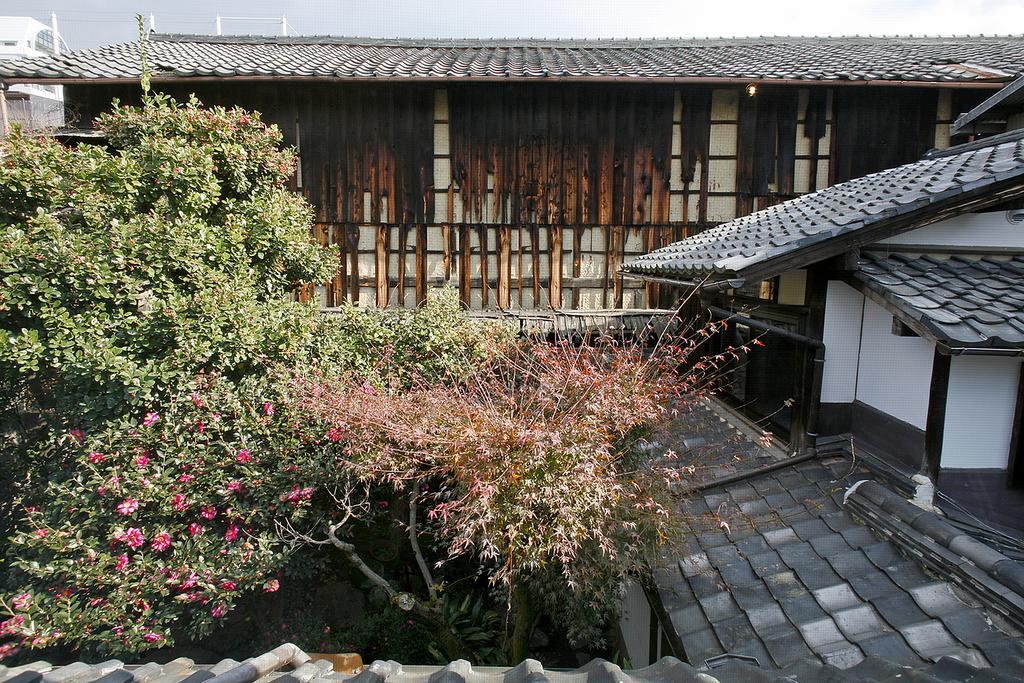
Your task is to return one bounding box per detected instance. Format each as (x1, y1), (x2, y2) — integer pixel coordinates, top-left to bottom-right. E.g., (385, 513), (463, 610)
(620, 271), (741, 290)
(706, 305), (825, 348)
(804, 346), (825, 455)
(0, 83), (9, 137)
(678, 448), (823, 495)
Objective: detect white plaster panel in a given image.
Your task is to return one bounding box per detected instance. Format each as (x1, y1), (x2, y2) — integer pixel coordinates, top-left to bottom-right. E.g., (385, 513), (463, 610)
(855, 298), (934, 429)
(879, 211), (1024, 249)
(941, 355), (1019, 470)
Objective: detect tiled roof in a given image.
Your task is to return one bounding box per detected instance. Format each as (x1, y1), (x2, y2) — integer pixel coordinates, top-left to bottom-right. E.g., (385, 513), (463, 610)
(3, 34), (1024, 83)
(854, 251), (1024, 348)
(652, 413), (1024, 678)
(622, 130), (1024, 284)
(0, 647), (703, 683)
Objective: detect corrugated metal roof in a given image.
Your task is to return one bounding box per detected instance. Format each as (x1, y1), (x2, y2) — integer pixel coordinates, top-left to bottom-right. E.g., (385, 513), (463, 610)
(2, 34), (1024, 83)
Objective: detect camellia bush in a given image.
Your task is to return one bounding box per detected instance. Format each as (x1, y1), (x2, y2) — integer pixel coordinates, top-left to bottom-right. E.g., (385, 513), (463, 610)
(0, 93), (507, 660)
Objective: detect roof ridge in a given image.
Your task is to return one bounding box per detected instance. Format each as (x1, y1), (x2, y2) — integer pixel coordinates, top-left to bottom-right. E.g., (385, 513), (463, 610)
(145, 32), (1024, 46)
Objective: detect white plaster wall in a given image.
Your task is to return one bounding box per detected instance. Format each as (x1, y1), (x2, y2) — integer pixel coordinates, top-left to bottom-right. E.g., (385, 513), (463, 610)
(821, 281), (865, 404)
(941, 355), (1020, 469)
(855, 298), (934, 429)
(878, 210), (1024, 249)
(777, 269), (807, 306)
(619, 578), (652, 666)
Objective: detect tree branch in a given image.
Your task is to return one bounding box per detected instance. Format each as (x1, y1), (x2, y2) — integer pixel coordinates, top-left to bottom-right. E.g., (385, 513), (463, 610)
(325, 522), (399, 600)
(408, 481), (437, 601)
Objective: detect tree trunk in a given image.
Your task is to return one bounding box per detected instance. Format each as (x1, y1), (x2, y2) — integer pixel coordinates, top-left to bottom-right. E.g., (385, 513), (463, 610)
(509, 583), (532, 664)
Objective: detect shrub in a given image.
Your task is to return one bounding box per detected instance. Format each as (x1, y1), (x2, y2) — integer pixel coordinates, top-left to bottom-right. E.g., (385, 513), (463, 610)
(0, 93), (507, 660)
(0, 94), (335, 437)
(294, 322), (734, 659)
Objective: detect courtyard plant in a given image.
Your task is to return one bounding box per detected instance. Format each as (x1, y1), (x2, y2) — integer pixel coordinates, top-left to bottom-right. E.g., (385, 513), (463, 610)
(0, 88), (745, 664)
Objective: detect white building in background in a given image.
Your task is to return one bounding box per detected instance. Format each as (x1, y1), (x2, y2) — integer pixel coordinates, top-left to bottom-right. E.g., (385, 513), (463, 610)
(0, 15), (64, 129)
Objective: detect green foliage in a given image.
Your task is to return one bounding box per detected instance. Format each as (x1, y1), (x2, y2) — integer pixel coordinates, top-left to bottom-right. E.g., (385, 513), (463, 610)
(3, 375), (316, 655)
(0, 94), (335, 434)
(0, 94), (508, 660)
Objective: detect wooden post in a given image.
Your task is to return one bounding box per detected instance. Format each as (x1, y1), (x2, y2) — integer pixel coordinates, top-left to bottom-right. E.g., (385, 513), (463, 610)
(924, 349), (952, 482)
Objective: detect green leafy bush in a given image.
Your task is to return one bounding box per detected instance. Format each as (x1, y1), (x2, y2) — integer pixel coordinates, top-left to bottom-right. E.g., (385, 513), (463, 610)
(0, 94), (336, 434)
(0, 94), (507, 660)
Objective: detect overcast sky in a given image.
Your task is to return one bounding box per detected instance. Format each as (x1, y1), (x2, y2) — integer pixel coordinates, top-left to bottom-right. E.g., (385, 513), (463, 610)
(6, 0), (1024, 50)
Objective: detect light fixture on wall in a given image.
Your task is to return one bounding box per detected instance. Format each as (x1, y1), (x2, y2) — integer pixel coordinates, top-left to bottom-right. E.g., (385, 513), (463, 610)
(745, 83), (758, 97)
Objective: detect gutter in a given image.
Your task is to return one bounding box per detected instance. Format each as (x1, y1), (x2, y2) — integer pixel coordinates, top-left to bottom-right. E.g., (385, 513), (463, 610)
(0, 75), (1011, 88)
(938, 344), (1024, 357)
(620, 272), (742, 291)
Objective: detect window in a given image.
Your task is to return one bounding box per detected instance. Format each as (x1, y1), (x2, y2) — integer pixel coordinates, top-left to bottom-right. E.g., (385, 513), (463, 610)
(34, 29), (55, 54)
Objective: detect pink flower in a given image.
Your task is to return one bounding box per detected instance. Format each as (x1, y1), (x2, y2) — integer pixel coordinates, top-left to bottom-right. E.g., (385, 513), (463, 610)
(115, 554), (129, 571)
(143, 412), (159, 427)
(263, 579), (280, 593)
(172, 493), (190, 512)
(188, 523), (204, 536)
(235, 449), (254, 464)
(151, 531), (172, 552)
(284, 486), (313, 503)
(11, 594), (31, 611)
(224, 525), (239, 542)
(327, 427), (344, 442)
(226, 481), (244, 494)
(197, 420), (206, 433)
(142, 632), (162, 643)
(178, 474), (195, 484)
(378, 500), (390, 510)
(135, 455), (150, 468)
(116, 498), (139, 515)
(211, 604), (227, 618)
(34, 528), (49, 539)
(180, 573), (198, 589)
(360, 382), (377, 395)
(220, 580), (237, 591)
(263, 402), (275, 416)
(191, 392), (204, 408)
(88, 451), (106, 464)
(0, 615), (25, 636)
(121, 527), (145, 548)
(200, 505), (217, 520)
(69, 429), (85, 444)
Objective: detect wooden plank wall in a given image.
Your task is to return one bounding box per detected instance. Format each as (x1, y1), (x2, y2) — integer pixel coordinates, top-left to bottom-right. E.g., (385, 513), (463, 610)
(64, 82), (987, 310)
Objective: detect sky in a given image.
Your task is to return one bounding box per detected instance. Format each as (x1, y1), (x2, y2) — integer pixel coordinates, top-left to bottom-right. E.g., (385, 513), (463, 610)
(5, 0), (1024, 50)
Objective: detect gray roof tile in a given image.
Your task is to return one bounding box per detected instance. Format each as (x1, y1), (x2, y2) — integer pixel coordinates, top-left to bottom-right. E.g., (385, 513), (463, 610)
(651, 406), (1024, 679)
(623, 131), (1024, 282)
(854, 252), (1024, 347)
(2, 34), (1024, 83)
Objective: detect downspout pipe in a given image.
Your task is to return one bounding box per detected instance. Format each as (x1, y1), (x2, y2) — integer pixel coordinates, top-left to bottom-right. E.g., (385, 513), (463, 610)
(706, 305), (826, 455)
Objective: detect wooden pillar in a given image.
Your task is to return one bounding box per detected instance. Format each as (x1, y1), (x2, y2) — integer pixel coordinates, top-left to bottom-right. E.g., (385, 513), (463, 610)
(924, 348), (951, 482)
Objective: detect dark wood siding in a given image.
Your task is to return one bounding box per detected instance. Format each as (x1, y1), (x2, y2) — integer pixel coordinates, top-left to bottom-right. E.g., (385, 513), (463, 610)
(63, 81), (968, 310)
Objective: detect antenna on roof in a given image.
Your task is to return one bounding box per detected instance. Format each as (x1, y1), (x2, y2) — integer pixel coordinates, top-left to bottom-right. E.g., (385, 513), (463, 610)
(50, 12), (60, 56)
